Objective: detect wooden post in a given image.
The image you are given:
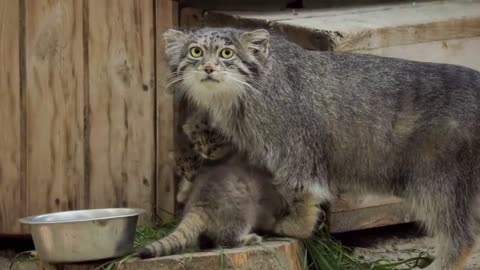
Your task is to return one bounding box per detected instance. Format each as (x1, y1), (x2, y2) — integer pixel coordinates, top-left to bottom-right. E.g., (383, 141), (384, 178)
(22, 239), (303, 270)
(155, 0), (178, 222)
(0, 0), (23, 234)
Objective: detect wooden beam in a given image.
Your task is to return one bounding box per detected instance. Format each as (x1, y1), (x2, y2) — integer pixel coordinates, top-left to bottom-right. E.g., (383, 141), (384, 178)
(180, 1), (480, 51)
(21, 239), (302, 270)
(0, 0), (22, 234)
(355, 36), (480, 72)
(328, 193), (413, 233)
(155, 0), (178, 222)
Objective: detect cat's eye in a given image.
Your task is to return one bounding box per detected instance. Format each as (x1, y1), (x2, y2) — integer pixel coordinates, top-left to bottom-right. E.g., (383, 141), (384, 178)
(190, 47), (203, 58)
(220, 48), (234, 59)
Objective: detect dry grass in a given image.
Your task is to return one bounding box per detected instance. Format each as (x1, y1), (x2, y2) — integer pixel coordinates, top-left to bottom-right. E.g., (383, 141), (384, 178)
(301, 224), (431, 270)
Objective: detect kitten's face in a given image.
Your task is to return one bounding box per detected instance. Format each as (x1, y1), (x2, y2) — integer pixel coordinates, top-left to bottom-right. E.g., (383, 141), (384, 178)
(163, 28), (270, 109)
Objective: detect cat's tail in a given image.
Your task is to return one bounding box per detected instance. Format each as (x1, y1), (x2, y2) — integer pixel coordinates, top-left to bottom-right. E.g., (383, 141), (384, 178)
(137, 209), (208, 258)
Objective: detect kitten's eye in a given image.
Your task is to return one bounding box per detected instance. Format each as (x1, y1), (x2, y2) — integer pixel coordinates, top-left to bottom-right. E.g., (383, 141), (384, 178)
(220, 48), (234, 59)
(190, 47), (203, 58)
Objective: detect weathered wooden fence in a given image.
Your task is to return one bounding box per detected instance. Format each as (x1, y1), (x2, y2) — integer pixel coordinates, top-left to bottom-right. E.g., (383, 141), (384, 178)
(0, 0), (177, 234)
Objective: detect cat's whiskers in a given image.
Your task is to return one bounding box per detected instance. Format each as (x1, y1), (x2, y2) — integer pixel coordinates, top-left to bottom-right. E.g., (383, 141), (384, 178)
(166, 74), (194, 88)
(225, 72), (262, 96)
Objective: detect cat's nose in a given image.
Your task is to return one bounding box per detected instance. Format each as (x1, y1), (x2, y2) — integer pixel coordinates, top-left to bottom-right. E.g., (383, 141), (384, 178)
(204, 65), (215, 74)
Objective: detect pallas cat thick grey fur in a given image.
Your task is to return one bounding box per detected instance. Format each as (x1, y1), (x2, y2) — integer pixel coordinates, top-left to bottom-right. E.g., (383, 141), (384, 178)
(163, 27), (480, 269)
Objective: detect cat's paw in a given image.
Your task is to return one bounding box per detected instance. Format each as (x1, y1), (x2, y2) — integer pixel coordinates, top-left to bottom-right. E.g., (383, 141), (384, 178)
(300, 205), (322, 234)
(274, 193), (323, 239)
(274, 218), (313, 239)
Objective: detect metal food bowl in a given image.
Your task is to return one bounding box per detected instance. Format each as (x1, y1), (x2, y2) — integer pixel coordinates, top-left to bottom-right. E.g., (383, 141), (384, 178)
(19, 208), (145, 263)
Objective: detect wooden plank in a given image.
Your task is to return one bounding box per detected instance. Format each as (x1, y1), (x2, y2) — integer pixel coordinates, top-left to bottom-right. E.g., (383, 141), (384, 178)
(22, 239), (302, 270)
(302, 0), (403, 9)
(215, 2), (415, 22)
(25, 0), (84, 215)
(328, 193), (412, 233)
(329, 202), (413, 233)
(182, 1), (480, 51)
(354, 36), (480, 71)
(0, 0), (22, 234)
(331, 193), (403, 213)
(87, 0), (155, 221)
(156, 0), (178, 221)
(180, 0), (291, 11)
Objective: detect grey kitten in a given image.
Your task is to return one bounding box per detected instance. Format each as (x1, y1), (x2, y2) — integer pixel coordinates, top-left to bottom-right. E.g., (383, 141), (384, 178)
(163, 27), (480, 269)
(139, 112), (322, 258)
(137, 160), (288, 258)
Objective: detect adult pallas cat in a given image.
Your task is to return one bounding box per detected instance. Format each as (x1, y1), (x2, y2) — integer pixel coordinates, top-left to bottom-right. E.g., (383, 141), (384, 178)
(162, 27), (480, 269)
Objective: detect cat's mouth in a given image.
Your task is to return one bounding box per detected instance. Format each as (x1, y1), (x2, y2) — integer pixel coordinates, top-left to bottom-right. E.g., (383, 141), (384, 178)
(201, 75), (220, 83)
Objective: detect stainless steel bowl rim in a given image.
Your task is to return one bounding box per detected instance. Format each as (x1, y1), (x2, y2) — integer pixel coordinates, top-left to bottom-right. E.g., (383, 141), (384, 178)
(18, 208), (146, 224)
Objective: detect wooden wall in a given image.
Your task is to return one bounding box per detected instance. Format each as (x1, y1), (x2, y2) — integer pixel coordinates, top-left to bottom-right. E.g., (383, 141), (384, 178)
(0, 0), (177, 234)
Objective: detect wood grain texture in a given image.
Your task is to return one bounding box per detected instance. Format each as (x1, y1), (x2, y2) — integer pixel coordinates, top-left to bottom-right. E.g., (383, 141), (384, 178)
(25, 0), (85, 215)
(182, 1), (480, 51)
(331, 193), (403, 212)
(0, 0), (22, 233)
(156, 0), (177, 220)
(355, 36), (480, 71)
(87, 0), (155, 220)
(329, 202), (413, 233)
(24, 239), (302, 270)
(329, 193), (412, 233)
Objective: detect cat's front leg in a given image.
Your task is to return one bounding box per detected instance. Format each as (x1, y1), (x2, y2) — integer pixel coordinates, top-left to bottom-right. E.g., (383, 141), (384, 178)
(273, 191), (325, 239)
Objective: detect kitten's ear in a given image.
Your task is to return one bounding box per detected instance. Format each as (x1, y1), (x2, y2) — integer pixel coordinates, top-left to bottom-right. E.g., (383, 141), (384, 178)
(239, 29), (270, 55)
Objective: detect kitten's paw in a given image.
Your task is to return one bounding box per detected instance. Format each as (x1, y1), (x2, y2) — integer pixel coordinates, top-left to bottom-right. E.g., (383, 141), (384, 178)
(240, 233), (263, 246)
(176, 179), (193, 203)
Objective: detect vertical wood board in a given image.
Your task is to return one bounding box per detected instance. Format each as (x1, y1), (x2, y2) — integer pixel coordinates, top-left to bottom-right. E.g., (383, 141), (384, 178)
(87, 0), (155, 220)
(0, 0), (22, 233)
(25, 0), (85, 215)
(156, 0), (178, 220)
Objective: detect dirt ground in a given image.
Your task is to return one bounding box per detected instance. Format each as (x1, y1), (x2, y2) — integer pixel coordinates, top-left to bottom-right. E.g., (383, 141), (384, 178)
(0, 237), (34, 270)
(2, 224), (480, 270)
(353, 236), (480, 269)
(0, 250), (15, 270)
(337, 223), (480, 270)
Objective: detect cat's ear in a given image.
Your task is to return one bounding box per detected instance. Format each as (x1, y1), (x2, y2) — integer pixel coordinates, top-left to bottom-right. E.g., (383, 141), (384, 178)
(163, 29), (189, 72)
(163, 29), (189, 47)
(239, 29), (270, 55)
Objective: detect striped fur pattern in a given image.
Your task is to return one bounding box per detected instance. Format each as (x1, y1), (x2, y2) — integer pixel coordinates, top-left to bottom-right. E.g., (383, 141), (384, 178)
(175, 111), (234, 203)
(163, 27), (480, 269)
(138, 160), (289, 258)
(140, 110), (322, 258)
